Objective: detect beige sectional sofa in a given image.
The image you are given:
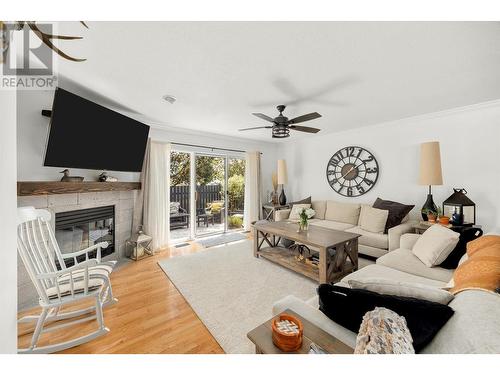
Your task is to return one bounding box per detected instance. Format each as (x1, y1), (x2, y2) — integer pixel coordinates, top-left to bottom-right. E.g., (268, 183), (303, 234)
(272, 233), (500, 353)
(275, 200), (416, 258)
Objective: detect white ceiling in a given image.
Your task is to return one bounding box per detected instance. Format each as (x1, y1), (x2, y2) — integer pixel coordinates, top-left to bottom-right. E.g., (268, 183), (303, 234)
(50, 21), (500, 142)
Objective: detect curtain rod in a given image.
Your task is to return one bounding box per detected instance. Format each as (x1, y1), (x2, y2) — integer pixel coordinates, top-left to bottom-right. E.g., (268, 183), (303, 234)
(170, 142), (262, 154)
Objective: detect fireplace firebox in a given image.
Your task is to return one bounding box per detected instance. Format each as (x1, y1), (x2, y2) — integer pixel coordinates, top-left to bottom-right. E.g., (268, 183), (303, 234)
(55, 205), (115, 266)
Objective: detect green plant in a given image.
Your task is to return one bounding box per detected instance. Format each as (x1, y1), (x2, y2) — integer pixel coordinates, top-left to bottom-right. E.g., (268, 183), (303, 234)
(228, 215), (243, 229)
(228, 174), (244, 211)
(421, 208), (437, 216)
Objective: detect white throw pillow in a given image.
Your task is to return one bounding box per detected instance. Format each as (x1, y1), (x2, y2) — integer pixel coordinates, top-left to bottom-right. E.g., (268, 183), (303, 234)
(359, 206), (389, 233)
(411, 224), (460, 267)
(288, 204), (312, 221)
(348, 278), (454, 305)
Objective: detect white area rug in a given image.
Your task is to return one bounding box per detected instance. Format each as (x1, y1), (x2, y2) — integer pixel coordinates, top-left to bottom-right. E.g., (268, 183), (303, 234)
(158, 240), (317, 353)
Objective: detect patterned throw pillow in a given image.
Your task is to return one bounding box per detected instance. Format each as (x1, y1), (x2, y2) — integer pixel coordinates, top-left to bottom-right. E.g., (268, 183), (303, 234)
(170, 202), (181, 214)
(355, 307), (414, 354)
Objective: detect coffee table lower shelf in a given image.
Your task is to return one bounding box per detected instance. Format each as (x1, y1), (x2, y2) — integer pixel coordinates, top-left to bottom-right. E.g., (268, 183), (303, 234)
(258, 246), (320, 282)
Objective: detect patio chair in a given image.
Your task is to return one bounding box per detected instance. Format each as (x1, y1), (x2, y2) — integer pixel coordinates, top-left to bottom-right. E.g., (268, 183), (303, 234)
(170, 204), (190, 229)
(17, 206), (117, 354)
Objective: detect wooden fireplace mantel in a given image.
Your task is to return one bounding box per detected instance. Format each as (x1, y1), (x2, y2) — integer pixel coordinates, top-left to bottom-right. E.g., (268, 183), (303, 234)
(17, 181), (141, 196)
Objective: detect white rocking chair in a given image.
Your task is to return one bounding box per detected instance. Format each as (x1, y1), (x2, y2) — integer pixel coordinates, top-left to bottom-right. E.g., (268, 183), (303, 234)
(17, 206), (118, 354)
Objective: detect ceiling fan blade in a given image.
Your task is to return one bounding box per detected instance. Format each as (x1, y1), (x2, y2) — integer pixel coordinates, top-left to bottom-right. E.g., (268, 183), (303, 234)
(252, 113), (275, 122)
(288, 112), (322, 124)
(289, 125), (321, 134)
(238, 126), (273, 131)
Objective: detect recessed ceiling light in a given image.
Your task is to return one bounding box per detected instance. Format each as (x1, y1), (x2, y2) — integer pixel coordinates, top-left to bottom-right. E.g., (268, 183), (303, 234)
(162, 94), (177, 104)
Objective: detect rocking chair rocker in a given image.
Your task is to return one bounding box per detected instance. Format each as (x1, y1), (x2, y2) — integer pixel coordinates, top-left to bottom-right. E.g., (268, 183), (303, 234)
(17, 206), (118, 354)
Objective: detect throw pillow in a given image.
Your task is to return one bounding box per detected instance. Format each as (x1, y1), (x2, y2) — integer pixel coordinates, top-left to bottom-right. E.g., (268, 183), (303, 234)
(450, 235), (500, 295)
(355, 307), (415, 354)
(288, 204), (312, 221)
(372, 198), (414, 234)
(170, 202), (180, 214)
(317, 284), (454, 352)
(359, 206), (389, 233)
(290, 196), (312, 205)
(324, 201), (361, 225)
(412, 224), (460, 267)
(347, 278), (454, 305)
(440, 227), (483, 269)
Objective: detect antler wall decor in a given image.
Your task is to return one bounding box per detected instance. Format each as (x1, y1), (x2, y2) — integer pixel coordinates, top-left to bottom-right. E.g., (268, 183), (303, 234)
(1, 21), (89, 62)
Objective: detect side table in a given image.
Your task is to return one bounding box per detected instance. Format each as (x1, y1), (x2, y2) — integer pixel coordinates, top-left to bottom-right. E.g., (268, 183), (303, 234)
(262, 204), (290, 221)
(247, 309), (353, 354)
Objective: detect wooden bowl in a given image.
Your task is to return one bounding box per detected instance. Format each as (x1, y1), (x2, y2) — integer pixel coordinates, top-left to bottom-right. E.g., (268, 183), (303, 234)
(271, 313), (303, 352)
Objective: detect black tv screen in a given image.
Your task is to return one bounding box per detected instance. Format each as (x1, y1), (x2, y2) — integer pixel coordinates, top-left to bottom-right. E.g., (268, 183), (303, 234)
(44, 88), (150, 172)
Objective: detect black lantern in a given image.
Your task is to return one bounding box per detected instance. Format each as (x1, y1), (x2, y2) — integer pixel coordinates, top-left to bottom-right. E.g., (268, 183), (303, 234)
(443, 188), (476, 226)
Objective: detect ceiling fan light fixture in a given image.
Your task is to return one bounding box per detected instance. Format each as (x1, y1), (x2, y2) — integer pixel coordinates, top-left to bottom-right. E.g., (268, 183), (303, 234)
(272, 126), (290, 138)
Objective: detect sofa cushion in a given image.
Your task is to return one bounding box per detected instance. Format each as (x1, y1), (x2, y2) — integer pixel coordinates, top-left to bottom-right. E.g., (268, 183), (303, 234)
(377, 248), (454, 282)
(373, 198), (414, 233)
(318, 284), (454, 352)
(310, 220), (355, 231)
(346, 226), (388, 249)
(347, 278), (454, 305)
(359, 205), (389, 233)
(311, 200), (327, 220)
(412, 224), (460, 267)
(288, 204), (311, 221)
(422, 290), (500, 354)
(340, 264), (446, 288)
(325, 201), (361, 225)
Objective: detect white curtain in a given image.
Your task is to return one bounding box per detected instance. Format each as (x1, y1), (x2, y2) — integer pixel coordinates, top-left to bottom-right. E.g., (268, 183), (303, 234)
(244, 151), (261, 230)
(143, 141), (171, 251)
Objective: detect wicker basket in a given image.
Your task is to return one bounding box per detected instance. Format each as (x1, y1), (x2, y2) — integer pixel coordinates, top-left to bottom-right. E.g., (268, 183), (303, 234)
(271, 313), (303, 352)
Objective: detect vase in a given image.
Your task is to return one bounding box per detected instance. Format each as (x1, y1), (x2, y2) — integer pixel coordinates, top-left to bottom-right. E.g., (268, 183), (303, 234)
(298, 220), (309, 232)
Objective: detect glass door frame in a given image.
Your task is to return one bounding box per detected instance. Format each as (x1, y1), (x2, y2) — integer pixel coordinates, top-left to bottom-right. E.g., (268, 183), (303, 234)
(170, 146), (245, 242)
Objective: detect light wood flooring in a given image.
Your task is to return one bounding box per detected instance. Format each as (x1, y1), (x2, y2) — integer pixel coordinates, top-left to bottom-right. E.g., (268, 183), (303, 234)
(17, 240), (228, 354)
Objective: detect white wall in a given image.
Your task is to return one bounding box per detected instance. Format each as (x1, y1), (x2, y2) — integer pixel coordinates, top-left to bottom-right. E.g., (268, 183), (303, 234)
(280, 101), (500, 233)
(0, 89), (18, 353)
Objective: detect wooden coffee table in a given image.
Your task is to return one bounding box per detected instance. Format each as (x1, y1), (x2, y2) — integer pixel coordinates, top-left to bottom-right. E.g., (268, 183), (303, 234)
(247, 309), (353, 354)
(253, 221), (360, 284)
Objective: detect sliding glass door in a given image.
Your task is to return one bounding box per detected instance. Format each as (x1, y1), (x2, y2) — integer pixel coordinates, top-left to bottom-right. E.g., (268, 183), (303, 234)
(195, 154), (226, 237)
(169, 149), (245, 242)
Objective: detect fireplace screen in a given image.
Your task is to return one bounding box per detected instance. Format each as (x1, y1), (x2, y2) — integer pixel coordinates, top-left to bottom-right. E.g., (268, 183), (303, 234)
(55, 205), (115, 265)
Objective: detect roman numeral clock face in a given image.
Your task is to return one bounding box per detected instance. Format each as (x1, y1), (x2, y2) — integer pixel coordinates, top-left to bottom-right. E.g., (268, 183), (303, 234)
(326, 146), (379, 197)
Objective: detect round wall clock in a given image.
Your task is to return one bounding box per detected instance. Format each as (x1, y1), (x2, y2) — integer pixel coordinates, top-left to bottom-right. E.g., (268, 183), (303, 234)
(326, 146), (379, 197)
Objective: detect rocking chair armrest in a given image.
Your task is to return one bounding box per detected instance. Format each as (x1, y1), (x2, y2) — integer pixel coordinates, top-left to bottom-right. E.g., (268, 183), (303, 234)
(36, 259), (99, 280)
(62, 242), (109, 263)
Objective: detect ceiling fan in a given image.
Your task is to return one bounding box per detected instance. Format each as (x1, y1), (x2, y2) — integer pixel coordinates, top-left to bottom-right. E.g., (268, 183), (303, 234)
(239, 105), (322, 138)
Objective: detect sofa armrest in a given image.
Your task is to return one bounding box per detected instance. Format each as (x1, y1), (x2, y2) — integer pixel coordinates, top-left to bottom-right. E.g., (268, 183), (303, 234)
(388, 221), (417, 251)
(400, 233), (421, 250)
(274, 208), (291, 222)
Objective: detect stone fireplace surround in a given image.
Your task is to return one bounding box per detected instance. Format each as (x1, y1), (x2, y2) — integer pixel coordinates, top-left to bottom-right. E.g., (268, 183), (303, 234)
(17, 190), (136, 310)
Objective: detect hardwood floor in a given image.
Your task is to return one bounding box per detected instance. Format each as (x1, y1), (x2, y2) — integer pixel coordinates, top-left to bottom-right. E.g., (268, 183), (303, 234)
(17, 240), (228, 354)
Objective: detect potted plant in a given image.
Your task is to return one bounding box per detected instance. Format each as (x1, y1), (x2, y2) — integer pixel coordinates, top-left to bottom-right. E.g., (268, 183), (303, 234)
(298, 207), (316, 232)
(422, 208), (437, 223)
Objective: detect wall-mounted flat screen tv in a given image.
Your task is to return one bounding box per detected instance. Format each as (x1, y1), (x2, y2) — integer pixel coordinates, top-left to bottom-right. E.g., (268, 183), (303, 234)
(43, 87), (150, 172)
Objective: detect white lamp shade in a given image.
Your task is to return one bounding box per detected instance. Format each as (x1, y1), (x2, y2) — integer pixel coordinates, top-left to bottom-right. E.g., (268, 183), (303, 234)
(419, 141), (443, 186)
(277, 159), (288, 185)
